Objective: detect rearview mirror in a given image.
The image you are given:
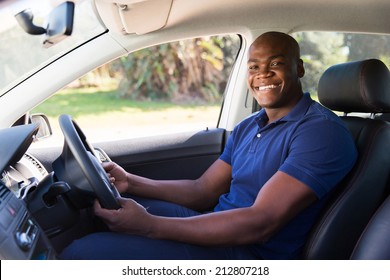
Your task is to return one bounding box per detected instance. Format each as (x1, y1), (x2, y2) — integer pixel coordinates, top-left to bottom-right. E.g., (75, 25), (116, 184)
(15, 1), (75, 48)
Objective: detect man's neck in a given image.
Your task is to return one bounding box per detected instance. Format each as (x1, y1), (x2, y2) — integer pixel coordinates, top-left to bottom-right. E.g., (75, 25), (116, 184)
(264, 93), (303, 124)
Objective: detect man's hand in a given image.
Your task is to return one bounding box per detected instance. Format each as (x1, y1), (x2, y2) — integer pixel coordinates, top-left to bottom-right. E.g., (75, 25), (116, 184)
(102, 162), (130, 194)
(93, 198), (153, 236)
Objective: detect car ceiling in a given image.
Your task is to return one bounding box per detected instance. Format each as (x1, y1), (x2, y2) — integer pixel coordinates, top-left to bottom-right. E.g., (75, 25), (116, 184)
(95, 0), (390, 37)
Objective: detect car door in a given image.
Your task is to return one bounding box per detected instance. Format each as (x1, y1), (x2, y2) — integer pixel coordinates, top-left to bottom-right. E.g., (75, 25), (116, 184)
(95, 128), (228, 180)
(28, 127), (228, 181)
(27, 35), (241, 181)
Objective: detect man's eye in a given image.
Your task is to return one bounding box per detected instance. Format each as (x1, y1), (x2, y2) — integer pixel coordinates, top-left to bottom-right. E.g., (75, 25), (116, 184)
(271, 61), (283, 66)
(248, 65), (258, 71)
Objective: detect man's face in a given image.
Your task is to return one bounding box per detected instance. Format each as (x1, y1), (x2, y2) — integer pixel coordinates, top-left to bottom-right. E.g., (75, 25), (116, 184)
(247, 37), (304, 110)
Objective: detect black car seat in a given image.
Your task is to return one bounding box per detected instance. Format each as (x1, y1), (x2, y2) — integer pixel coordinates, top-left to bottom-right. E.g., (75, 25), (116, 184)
(302, 59), (390, 259)
(350, 194), (390, 259)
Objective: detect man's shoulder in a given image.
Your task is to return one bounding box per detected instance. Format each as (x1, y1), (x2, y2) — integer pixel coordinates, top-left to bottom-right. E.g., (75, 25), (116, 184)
(305, 99), (344, 125)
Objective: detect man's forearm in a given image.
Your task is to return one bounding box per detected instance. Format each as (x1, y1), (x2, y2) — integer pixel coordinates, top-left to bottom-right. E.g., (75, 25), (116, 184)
(126, 173), (215, 211)
(147, 207), (271, 246)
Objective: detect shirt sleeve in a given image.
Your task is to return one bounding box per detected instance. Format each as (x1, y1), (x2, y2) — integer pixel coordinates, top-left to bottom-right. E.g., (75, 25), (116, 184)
(279, 117), (357, 199)
(219, 130), (235, 165)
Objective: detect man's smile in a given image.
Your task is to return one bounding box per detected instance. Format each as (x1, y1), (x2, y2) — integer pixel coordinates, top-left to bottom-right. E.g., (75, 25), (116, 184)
(254, 83), (282, 91)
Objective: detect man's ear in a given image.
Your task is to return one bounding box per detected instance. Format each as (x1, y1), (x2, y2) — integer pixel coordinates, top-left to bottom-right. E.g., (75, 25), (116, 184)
(297, 59), (305, 78)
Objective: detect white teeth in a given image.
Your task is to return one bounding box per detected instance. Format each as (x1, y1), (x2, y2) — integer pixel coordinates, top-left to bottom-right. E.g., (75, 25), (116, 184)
(257, 84), (279, 91)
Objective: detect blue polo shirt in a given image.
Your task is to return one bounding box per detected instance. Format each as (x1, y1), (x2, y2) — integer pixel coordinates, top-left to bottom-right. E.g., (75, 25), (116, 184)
(215, 93), (357, 259)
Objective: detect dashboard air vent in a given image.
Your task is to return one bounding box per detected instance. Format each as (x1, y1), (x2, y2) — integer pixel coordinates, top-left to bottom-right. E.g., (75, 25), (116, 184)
(24, 154), (48, 177)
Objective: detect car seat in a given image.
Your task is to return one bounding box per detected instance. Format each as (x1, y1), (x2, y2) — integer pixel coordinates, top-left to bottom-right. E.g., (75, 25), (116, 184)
(350, 194), (390, 259)
(302, 59), (390, 259)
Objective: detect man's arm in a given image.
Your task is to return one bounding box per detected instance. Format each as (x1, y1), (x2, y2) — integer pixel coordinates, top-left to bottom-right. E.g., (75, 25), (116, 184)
(104, 159), (232, 211)
(94, 170), (317, 246)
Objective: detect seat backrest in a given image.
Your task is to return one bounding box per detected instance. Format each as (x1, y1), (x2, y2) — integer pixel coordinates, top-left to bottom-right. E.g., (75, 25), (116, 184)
(302, 59), (390, 259)
(351, 194), (390, 259)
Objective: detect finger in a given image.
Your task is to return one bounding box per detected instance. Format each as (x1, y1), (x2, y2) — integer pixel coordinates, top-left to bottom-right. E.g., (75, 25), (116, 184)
(119, 197), (146, 211)
(93, 199), (117, 217)
(117, 197), (133, 207)
(106, 173), (115, 183)
(93, 199), (103, 215)
(94, 197), (126, 216)
(102, 161), (114, 172)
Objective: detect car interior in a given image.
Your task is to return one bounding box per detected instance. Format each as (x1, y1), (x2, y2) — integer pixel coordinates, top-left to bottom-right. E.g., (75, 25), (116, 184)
(2, 58), (389, 260)
(302, 59), (390, 259)
(1, 0), (390, 261)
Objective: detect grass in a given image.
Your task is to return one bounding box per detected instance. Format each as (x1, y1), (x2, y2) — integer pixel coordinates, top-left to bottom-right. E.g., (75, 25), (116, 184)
(32, 87), (218, 118)
(31, 87), (221, 147)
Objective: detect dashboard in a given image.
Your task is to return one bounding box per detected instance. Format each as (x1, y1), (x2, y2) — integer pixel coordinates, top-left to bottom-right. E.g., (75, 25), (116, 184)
(2, 154), (49, 200)
(0, 124), (55, 259)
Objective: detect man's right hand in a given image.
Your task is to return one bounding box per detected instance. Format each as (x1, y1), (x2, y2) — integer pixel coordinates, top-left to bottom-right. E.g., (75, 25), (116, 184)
(102, 161), (130, 194)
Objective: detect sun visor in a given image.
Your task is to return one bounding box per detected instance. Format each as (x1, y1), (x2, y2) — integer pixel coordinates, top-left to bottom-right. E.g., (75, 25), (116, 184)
(95, 0), (173, 35)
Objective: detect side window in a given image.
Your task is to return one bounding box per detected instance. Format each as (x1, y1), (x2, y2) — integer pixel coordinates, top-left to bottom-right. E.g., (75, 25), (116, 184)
(293, 31), (390, 100)
(31, 35), (241, 147)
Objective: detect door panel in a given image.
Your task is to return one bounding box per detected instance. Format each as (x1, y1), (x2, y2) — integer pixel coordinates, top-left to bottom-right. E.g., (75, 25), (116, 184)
(97, 128), (227, 180)
(29, 128), (227, 181)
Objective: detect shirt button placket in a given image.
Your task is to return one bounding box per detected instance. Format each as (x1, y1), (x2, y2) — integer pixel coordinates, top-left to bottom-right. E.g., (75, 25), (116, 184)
(249, 132), (262, 153)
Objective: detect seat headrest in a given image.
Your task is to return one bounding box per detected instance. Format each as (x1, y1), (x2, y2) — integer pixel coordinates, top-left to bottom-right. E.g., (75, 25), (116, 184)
(318, 59), (390, 113)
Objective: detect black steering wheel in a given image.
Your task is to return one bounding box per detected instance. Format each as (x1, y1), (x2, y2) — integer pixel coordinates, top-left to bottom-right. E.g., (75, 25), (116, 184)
(52, 114), (120, 209)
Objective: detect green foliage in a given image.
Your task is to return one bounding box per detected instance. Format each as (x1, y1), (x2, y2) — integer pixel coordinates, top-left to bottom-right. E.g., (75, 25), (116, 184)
(345, 33), (390, 62)
(295, 32), (390, 97)
(109, 36), (240, 103)
(294, 32), (347, 96)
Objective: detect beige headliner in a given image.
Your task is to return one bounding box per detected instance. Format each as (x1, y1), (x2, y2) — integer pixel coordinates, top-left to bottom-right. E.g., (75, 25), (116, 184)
(95, 0), (390, 36)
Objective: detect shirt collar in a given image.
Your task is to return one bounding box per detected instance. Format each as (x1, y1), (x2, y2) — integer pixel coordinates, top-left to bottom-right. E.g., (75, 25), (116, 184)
(280, 92), (314, 122)
(255, 92), (314, 128)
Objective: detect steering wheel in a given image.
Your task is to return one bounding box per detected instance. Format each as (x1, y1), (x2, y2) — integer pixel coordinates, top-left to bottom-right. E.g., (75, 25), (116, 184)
(53, 114), (121, 209)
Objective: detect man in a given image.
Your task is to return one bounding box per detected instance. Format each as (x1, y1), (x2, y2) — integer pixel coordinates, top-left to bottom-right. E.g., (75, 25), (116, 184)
(60, 32), (357, 259)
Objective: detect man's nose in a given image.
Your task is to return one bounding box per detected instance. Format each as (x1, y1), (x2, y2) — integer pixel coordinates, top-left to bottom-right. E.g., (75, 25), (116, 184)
(255, 67), (272, 78)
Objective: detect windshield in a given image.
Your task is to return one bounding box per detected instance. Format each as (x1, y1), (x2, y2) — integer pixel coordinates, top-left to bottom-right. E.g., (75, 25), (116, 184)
(0, 0), (106, 96)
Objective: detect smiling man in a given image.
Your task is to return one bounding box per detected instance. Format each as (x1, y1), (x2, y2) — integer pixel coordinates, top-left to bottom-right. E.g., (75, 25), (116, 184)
(247, 32), (305, 122)
(60, 32), (357, 260)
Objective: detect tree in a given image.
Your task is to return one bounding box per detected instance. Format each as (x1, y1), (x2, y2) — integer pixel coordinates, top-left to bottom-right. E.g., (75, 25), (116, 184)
(294, 32), (347, 96)
(344, 33), (390, 66)
(294, 32), (390, 98)
(110, 36), (239, 103)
